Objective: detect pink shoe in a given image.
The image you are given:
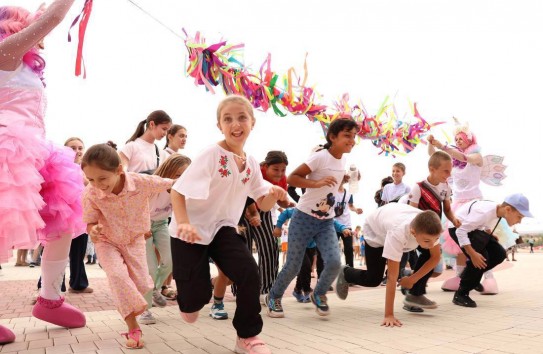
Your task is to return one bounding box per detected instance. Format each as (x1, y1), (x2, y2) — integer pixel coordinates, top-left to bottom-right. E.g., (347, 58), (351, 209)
(234, 336), (271, 354)
(180, 311), (199, 323)
(32, 296), (86, 328)
(0, 325), (15, 344)
(441, 276), (460, 292)
(481, 277), (499, 295)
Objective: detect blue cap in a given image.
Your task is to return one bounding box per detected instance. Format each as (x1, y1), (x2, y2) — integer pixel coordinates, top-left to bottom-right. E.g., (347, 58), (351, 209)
(504, 193), (533, 218)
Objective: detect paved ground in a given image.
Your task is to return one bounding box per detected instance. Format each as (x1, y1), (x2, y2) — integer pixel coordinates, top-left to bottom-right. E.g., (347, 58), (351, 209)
(0, 250), (542, 354)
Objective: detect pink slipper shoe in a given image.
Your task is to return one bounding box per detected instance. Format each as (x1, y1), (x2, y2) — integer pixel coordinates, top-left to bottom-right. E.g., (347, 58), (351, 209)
(122, 328), (144, 349)
(0, 325), (15, 344)
(235, 336), (272, 354)
(32, 296), (86, 328)
(180, 311), (199, 323)
(441, 276), (460, 292)
(481, 277), (499, 295)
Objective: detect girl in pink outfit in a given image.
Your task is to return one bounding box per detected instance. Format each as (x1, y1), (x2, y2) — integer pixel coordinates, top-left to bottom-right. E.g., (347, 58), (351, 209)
(0, 1), (86, 340)
(81, 144), (174, 349)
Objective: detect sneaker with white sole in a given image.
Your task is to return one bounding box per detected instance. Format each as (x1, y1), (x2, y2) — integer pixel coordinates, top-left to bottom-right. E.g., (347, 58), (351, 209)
(234, 335), (271, 354)
(138, 310), (156, 325)
(209, 302), (228, 320)
(292, 290), (305, 302)
(265, 295), (284, 318)
(152, 289), (167, 308)
(403, 294), (438, 309)
(335, 265), (349, 300)
(310, 293), (329, 316)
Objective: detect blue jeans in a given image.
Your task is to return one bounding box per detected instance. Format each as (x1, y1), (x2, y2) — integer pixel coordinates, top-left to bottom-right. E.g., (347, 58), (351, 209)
(269, 209), (341, 298)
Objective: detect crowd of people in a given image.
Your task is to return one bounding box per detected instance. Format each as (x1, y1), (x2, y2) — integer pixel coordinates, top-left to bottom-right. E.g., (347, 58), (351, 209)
(0, 1), (536, 353)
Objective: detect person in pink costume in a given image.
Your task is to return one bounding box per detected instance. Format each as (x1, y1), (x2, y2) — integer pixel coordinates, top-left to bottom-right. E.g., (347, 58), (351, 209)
(428, 122), (499, 295)
(0, 1), (86, 341)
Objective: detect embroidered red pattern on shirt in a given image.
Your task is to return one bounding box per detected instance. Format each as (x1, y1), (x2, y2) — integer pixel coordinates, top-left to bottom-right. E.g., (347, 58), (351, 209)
(241, 167), (251, 184)
(219, 155), (231, 178)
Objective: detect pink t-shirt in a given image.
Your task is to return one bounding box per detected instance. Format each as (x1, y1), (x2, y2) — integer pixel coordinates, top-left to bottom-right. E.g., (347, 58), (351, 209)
(83, 172), (173, 244)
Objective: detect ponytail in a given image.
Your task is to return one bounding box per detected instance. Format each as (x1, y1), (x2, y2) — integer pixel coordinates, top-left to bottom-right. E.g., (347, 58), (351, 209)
(126, 110), (173, 143)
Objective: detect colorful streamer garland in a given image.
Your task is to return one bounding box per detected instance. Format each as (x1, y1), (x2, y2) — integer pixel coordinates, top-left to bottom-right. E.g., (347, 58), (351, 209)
(68, 0), (442, 156)
(183, 30), (442, 156)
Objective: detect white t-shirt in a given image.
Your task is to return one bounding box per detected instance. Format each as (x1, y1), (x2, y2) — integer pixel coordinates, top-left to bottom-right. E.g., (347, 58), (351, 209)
(408, 180), (452, 205)
(454, 200), (499, 247)
(363, 203), (422, 262)
(296, 149), (346, 219)
(121, 138), (169, 173)
(168, 144), (271, 245)
(281, 228), (288, 243)
(149, 191), (173, 221)
(381, 182), (411, 203)
(334, 189), (354, 228)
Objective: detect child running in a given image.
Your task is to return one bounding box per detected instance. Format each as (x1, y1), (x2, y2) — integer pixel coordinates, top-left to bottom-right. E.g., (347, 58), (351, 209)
(140, 154), (191, 325)
(335, 203), (443, 327)
(81, 144), (174, 349)
(169, 95), (287, 354)
(266, 118), (359, 318)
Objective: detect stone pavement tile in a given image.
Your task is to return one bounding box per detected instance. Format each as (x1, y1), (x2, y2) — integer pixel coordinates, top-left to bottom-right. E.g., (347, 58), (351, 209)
(70, 340), (98, 352)
(28, 338), (54, 349)
(96, 349), (124, 354)
(0, 340), (28, 352)
(53, 335), (78, 346)
(164, 339), (196, 351)
(44, 344), (73, 354)
(76, 333), (101, 343)
(18, 349), (46, 354)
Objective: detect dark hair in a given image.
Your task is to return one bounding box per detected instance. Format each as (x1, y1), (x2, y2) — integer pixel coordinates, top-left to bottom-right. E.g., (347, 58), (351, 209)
(381, 176), (394, 188)
(164, 124), (187, 149)
(410, 210), (443, 235)
(154, 154), (192, 179)
(126, 110), (172, 143)
(428, 151), (452, 168)
(106, 140), (118, 150)
(81, 144), (121, 172)
(322, 118), (359, 149)
(261, 151), (288, 166)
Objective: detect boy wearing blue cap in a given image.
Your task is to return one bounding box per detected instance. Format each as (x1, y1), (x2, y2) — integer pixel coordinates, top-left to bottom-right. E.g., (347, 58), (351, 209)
(449, 193), (533, 308)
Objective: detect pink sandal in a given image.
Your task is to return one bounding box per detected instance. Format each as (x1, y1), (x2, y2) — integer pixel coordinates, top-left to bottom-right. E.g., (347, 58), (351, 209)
(122, 328), (144, 349)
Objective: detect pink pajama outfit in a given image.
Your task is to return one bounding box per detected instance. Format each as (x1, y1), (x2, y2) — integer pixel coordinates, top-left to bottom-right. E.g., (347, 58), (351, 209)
(82, 173), (173, 319)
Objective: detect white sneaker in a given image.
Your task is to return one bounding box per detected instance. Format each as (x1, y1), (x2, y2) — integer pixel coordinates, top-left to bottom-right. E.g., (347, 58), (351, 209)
(152, 289), (167, 308)
(138, 310), (156, 325)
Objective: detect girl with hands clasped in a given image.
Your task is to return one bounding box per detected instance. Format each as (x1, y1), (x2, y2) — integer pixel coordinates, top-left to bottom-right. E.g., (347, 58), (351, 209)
(266, 118), (360, 319)
(168, 95), (286, 354)
(81, 144), (174, 349)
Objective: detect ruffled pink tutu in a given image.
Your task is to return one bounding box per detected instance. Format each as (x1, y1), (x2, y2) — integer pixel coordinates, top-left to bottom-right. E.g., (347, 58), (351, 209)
(0, 110), (85, 263)
(441, 198), (477, 256)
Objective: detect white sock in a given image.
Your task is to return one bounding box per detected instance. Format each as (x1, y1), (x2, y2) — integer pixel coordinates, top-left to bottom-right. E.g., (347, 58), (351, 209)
(40, 259), (68, 300)
(484, 270), (494, 279)
(456, 265), (465, 277)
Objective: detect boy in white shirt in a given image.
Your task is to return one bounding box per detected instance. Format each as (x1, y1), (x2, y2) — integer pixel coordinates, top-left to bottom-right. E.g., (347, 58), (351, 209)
(448, 193), (532, 308)
(335, 204), (442, 327)
(380, 162), (411, 205)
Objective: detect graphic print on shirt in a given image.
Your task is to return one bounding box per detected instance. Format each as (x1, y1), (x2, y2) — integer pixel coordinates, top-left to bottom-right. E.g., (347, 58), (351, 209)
(218, 155), (231, 178)
(311, 193), (335, 219)
(241, 168), (251, 184)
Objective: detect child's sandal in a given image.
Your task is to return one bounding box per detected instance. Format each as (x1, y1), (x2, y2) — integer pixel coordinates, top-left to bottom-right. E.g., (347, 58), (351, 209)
(122, 328), (144, 349)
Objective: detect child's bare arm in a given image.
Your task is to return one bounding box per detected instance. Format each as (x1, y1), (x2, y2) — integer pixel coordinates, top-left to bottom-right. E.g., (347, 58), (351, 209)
(171, 190), (201, 243)
(399, 244), (440, 289)
(287, 164), (337, 189)
(443, 199), (461, 227)
(257, 186), (288, 211)
(382, 260), (402, 327)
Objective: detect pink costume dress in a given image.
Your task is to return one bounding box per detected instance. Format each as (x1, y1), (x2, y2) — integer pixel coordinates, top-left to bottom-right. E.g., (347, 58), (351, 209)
(0, 28), (84, 264)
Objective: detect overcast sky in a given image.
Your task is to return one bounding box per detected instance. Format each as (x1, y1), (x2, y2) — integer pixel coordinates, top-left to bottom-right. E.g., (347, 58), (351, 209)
(15, 0), (543, 233)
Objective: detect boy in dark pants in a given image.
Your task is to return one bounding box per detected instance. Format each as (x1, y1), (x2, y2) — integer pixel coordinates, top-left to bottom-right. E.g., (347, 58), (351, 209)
(449, 193), (532, 308)
(336, 204), (442, 327)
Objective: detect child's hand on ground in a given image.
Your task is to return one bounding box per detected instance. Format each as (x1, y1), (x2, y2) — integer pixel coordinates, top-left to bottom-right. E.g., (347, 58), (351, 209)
(314, 176), (337, 188)
(381, 315), (402, 327)
(176, 223), (201, 243)
(89, 224), (106, 243)
(398, 276), (415, 289)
